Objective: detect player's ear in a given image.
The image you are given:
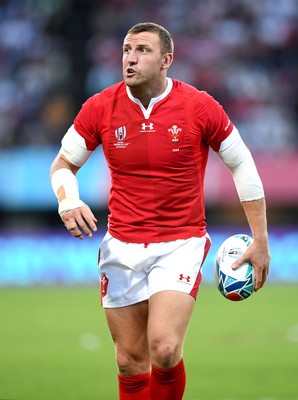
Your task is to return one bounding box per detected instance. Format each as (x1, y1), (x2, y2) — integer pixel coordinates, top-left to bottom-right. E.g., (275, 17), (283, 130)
(161, 53), (174, 70)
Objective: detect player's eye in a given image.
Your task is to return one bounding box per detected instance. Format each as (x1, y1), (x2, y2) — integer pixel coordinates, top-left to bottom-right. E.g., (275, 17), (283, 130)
(138, 47), (149, 53)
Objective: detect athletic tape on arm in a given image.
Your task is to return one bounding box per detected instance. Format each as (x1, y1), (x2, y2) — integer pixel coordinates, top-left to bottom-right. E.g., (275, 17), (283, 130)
(217, 127), (264, 201)
(60, 125), (93, 167)
(51, 125), (93, 216)
(51, 168), (85, 216)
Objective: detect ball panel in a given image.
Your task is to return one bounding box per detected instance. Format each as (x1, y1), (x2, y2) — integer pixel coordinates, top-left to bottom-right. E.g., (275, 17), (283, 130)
(226, 292), (242, 301)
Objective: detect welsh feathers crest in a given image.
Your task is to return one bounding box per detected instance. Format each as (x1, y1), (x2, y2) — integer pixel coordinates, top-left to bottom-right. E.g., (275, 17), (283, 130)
(167, 124), (183, 146)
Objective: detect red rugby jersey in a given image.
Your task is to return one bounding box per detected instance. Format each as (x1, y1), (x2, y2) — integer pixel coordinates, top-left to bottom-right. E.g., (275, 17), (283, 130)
(74, 78), (233, 243)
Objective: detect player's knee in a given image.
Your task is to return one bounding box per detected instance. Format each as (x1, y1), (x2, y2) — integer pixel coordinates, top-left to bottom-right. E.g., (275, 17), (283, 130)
(116, 351), (149, 376)
(149, 336), (180, 369)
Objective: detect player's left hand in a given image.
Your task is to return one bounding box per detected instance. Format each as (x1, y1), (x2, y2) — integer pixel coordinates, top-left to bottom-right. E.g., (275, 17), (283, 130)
(232, 239), (270, 291)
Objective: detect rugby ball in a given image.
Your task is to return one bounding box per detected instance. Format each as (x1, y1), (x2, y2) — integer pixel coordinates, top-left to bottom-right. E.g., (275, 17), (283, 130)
(214, 234), (255, 301)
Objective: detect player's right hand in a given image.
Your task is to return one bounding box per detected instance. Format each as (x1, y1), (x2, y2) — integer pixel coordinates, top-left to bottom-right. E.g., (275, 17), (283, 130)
(61, 203), (98, 240)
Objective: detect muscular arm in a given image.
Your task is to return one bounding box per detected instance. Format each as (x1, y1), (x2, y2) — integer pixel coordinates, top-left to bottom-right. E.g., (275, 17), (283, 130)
(217, 128), (270, 291)
(50, 152), (97, 240)
(50, 153), (80, 201)
(236, 198), (270, 291)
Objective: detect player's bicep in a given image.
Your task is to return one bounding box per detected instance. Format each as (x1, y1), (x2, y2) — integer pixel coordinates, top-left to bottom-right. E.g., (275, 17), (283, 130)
(60, 125), (93, 167)
(217, 127), (264, 201)
(217, 126), (247, 167)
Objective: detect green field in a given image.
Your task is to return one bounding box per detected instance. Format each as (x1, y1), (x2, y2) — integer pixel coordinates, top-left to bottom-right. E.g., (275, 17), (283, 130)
(0, 284), (297, 400)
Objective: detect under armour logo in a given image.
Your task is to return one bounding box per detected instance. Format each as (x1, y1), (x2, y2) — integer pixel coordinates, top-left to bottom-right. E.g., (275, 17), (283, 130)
(141, 122), (155, 132)
(179, 274), (191, 283)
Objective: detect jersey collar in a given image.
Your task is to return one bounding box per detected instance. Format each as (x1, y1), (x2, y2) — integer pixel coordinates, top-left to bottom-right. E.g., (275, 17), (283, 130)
(126, 77), (173, 119)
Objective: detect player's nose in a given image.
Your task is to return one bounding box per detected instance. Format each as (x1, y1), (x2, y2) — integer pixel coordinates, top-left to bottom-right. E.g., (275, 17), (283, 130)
(127, 50), (137, 64)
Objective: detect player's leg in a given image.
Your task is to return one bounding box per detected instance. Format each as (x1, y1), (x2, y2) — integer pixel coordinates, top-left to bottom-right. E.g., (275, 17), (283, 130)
(145, 235), (211, 399)
(98, 233), (152, 398)
(105, 301), (151, 400)
(105, 301), (150, 375)
(148, 290), (195, 399)
(148, 290), (194, 368)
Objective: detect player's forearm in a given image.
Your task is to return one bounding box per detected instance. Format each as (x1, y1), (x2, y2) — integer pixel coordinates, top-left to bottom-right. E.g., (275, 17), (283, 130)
(50, 154), (83, 213)
(50, 153), (79, 179)
(241, 198), (268, 243)
(50, 153), (97, 238)
(50, 154), (79, 203)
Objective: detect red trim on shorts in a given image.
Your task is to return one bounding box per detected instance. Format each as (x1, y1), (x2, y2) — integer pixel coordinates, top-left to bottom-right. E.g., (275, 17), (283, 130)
(189, 235), (212, 299)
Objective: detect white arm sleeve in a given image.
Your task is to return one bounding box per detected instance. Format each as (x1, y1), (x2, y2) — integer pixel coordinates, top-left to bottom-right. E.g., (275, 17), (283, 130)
(51, 168), (85, 216)
(51, 125), (93, 216)
(217, 127), (264, 201)
(60, 125), (93, 167)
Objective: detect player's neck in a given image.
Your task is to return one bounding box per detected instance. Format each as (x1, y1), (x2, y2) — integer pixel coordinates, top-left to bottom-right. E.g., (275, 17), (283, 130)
(128, 78), (168, 108)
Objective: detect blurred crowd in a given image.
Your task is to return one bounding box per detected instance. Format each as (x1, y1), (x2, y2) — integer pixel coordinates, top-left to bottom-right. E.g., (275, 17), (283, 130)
(1, 0), (297, 152)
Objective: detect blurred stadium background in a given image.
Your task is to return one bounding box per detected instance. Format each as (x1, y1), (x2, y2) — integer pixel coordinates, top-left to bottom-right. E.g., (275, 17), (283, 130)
(0, 0), (297, 399)
(0, 0), (297, 286)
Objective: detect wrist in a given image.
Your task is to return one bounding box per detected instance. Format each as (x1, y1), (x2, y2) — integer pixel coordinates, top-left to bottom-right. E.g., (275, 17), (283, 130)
(51, 168), (80, 202)
(252, 233), (269, 245)
(58, 198), (85, 216)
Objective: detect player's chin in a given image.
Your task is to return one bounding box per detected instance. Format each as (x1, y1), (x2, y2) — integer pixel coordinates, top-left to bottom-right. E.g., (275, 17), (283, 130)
(124, 79), (137, 87)
(124, 74), (141, 85)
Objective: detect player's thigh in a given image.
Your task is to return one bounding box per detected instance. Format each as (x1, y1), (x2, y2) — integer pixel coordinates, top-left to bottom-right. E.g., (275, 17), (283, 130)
(147, 291), (195, 364)
(105, 300), (149, 359)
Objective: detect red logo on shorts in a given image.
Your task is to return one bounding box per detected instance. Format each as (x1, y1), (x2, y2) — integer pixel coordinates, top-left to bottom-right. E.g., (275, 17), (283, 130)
(179, 274), (191, 283)
(100, 274), (109, 305)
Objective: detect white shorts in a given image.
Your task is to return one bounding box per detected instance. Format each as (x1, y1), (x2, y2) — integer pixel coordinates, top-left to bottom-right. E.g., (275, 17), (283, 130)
(98, 232), (211, 308)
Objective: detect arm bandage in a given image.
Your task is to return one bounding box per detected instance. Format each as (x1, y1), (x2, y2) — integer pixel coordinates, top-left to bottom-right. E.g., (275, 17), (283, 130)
(217, 127), (264, 201)
(51, 126), (94, 216)
(60, 125), (93, 167)
(51, 168), (85, 216)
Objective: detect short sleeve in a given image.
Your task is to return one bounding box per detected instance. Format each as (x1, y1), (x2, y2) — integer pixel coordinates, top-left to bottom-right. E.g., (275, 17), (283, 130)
(74, 94), (103, 151)
(201, 92), (234, 152)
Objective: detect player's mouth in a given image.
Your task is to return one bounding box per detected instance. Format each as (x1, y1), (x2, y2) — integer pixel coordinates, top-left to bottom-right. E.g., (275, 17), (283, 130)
(126, 68), (137, 77)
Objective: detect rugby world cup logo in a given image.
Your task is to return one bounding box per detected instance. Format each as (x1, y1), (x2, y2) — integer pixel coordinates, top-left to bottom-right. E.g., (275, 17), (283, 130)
(228, 248), (243, 259)
(115, 126), (127, 141)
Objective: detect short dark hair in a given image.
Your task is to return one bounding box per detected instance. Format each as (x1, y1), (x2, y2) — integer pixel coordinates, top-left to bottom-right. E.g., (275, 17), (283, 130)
(127, 22), (174, 54)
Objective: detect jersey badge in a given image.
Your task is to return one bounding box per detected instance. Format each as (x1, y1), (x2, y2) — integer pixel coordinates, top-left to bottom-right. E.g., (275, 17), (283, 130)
(167, 124), (183, 146)
(115, 126), (127, 141)
(114, 126), (130, 149)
